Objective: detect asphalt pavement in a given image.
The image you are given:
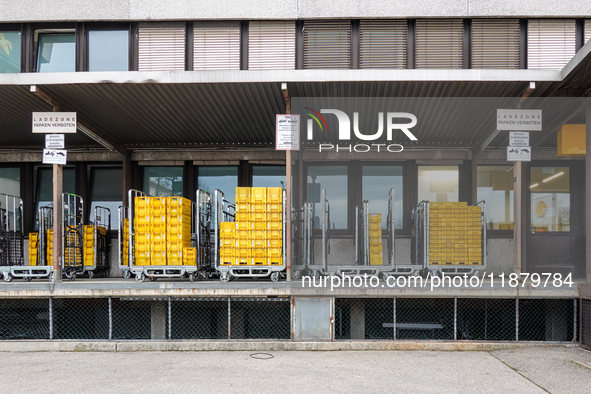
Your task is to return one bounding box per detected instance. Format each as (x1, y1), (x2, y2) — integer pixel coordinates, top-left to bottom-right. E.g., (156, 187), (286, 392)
(1, 346), (590, 393)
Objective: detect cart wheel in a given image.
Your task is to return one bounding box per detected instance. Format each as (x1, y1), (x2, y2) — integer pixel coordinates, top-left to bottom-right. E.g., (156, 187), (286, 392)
(136, 273), (145, 283)
(88, 270), (94, 279)
(123, 270), (131, 279)
(220, 273), (229, 283)
(68, 273), (76, 281)
(189, 273), (195, 282)
(3, 273), (13, 282)
(24, 276), (33, 282)
(380, 272), (390, 281)
(149, 277), (157, 282)
(291, 270), (301, 280)
(198, 271), (207, 281)
(270, 272), (280, 283)
(48, 272), (55, 282)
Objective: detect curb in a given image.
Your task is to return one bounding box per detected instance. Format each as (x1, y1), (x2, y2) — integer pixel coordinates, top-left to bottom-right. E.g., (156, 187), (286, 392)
(0, 341), (578, 352)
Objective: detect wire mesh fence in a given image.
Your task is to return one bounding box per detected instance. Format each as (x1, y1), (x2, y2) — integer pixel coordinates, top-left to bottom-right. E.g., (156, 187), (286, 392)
(582, 298), (591, 350)
(0, 298), (49, 339)
(53, 298), (109, 340)
(170, 298), (228, 340)
(230, 298), (291, 340)
(0, 296), (581, 342)
(336, 297), (577, 341)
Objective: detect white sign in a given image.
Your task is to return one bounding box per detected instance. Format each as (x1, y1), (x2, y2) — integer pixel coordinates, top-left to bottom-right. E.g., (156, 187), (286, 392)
(45, 134), (65, 149)
(509, 131), (529, 147)
(507, 146), (531, 162)
(32, 112), (77, 133)
(497, 109), (542, 131)
(276, 114), (300, 151)
(42, 149), (67, 165)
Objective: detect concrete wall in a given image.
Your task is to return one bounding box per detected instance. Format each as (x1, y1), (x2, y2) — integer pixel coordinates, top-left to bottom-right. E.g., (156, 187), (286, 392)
(1, 0), (590, 22)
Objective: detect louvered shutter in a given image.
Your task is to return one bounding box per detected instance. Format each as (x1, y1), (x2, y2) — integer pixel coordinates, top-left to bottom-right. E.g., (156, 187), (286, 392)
(415, 19), (463, 69)
(303, 20), (351, 69)
(471, 19), (519, 69)
(248, 21), (295, 70)
(359, 20), (407, 69)
(138, 22), (186, 71)
(528, 19), (575, 70)
(194, 22), (240, 71)
(585, 20), (591, 44)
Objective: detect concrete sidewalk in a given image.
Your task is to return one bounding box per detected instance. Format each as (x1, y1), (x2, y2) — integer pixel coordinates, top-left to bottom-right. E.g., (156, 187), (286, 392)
(0, 346), (590, 393)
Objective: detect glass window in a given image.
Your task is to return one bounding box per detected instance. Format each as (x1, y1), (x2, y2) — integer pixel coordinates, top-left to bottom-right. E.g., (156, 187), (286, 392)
(90, 168), (122, 229)
(417, 166), (459, 203)
(477, 166), (514, 230)
(88, 30), (129, 71)
(362, 165), (403, 229)
(0, 168), (20, 197)
(144, 167), (183, 197)
(36, 167), (75, 229)
(252, 165), (286, 188)
(307, 165), (348, 230)
(197, 166), (238, 204)
(530, 167), (570, 232)
(36, 33), (75, 72)
(0, 31), (21, 73)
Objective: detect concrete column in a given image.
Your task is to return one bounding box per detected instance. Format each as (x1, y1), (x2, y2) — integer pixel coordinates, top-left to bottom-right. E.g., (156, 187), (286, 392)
(350, 299), (365, 339)
(586, 102), (591, 283)
(150, 302), (167, 340)
(513, 161), (523, 274)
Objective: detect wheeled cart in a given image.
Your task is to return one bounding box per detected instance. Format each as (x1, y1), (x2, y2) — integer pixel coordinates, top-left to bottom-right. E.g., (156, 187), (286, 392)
(290, 201), (313, 280)
(215, 187), (286, 283)
(122, 189), (199, 282)
(414, 200), (487, 276)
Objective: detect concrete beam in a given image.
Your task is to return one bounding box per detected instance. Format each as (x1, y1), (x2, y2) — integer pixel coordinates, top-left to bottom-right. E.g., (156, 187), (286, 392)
(0, 69), (562, 86)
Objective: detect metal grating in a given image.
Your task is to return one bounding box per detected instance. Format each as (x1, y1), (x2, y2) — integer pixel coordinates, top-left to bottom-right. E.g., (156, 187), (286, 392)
(528, 19), (576, 70)
(303, 20), (351, 69)
(415, 19), (463, 69)
(471, 19), (520, 69)
(582, 298), (591, 350)
(138, 22), (186, 72)
(249, 21), (296, 70)
(359, 20), (407, 69)
(194, 21), (241, 71)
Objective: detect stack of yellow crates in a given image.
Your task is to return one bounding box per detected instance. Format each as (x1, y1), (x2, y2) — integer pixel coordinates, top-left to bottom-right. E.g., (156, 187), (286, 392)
(122, 218), (129, 263)
(134, 197), (151, 265)
(46, 229), (53, 266)
(220, 187), (283, 266)
(28, 233), (39, 266)
(368, 213), (383, 265)
(167, 197), (192, 265)
(83, 225), (95, 267)
(64, 229), (82, 267)
(429, 202), (482, 265)
(151, 197), (167, 266)
(133, 196), (195, 266)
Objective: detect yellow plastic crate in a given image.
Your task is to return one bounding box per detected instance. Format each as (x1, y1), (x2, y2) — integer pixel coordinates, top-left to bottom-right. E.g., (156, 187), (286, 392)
(268, 212), (282, 222)
(236, 248), (250, 259)
(253, 258), (266, 265)
(151, 240), (167, 253)
(167, 214), (190, 225)
(166, 223), (190, 235)
(220, 238), (234, 248)
(168, 257), (183, 266)
(236, 257), (252, 265)
(250, 212), (266, 222)
(268, 230), (282, 239)
(135, 241), (150, 252)
(236, 221), (251, 231)
(268, 239), (282, 248)
(168, 240), (191, 252)
(268, 221), (283, 231)
(235, 202), (251, 213)
(250, 230), (266, 240)
(268, 203), (282, 213)
(370, 255), (383, 265)
(251, 248), (266, 258)
(235, 230), (249, 240)
(252, 238), (266, 249)
(252, 203), (266, 213)
(219, 226), (234, 239)
(183, 247), (197, 265)
(266, 187), (283, 204)
(252, 221), (267, 231)
(369, 213), (381, 223)
(235, 187), (251, 203)
(235, 212), (249, 222)
(369, 237), (382, 245)
(250, 187), (267, 204)
(236, 239), (251, 249)
(369, 229), (382, 238)
(166, 197), (192, 215)
(219, 247), (235, 258)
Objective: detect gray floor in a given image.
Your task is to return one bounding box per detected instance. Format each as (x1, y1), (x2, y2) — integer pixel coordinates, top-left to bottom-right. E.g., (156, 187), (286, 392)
(1, 347), (590, 393)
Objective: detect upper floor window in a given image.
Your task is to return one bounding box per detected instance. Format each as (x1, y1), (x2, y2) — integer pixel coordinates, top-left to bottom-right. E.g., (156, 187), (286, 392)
(88, 29), (129, 71)
(0, 31), (21, 73)
(35, 30), (75, 72)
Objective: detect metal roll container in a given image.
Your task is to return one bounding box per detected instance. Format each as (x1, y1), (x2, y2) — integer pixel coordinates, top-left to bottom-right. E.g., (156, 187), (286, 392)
(215, 189), (286, 283)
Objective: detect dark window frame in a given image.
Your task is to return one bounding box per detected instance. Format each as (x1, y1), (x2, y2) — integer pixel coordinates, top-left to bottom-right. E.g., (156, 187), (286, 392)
(83, 22), (132, 72)
(31, 22), (77, 72)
